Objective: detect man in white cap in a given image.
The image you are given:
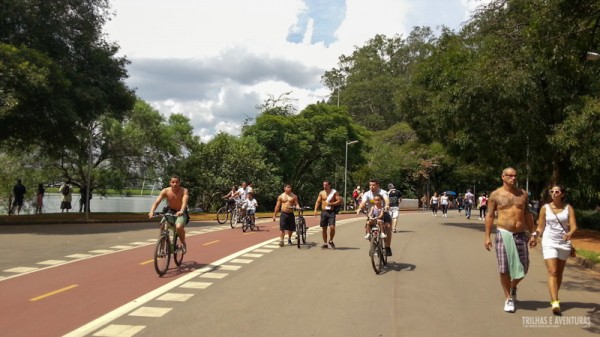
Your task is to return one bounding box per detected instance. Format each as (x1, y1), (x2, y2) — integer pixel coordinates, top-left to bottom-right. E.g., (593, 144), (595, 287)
(387, 183), (403, 233)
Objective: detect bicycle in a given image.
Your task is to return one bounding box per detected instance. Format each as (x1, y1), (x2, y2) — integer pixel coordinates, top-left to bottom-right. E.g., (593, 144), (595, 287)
(216, 199), (236, 225)
(152, 212), (185, 276)
(294, 206), (311, 248)
(241, 209), (258, 232)
(230, 200), (245, 228)
(362, 210), (388, 274)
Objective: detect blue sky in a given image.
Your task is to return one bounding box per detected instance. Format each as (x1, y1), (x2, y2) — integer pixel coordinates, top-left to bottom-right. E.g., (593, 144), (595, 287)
(104, 0), (492, 141)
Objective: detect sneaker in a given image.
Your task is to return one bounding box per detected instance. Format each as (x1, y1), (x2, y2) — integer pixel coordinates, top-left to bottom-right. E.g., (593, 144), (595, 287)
(364, 233), (371, 240)
(551, 300), (561, 315)
(288, 240), (293, 245)
(504, 299), (515, 313)
(385, 247), (392, 256)
(380, 232), (387, 239)
(279, 240), (284, 247)
(321, 244), (329, 249)
(328, 241), (336, 249)
(181, 243), (187, 254)
(393, 229), (397, 233)
(510, 288), (517, 302)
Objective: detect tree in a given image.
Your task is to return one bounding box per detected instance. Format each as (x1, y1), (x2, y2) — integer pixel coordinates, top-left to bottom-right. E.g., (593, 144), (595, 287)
(400, 0), (600, 204)
(243, 102), (369, 203)
(0, 0), (135, 151)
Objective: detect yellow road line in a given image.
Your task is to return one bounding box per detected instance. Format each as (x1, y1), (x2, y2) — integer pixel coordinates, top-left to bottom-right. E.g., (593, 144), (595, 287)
(203, 240), (220, 246)
(30, 284), (78, 302)
(140, 259), (154, 265)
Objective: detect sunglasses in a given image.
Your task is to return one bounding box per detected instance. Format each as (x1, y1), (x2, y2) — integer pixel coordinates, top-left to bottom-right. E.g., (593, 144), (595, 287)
(503, 174), (517, 178)
(549, 190), (561, 194)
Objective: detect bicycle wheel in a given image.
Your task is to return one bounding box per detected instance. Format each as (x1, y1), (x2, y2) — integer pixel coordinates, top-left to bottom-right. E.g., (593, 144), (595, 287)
(216, 206), (228, 224)
(242, 216), (249, 232)
(381, 234), (388, 266)
(370, 236), (383, 274)
(296, 218), (302, 248)
(230, 209), (238, 228)
(300, 217), (307, 244)
(173, 234), (184, 266)
(154, 235), (170, 276)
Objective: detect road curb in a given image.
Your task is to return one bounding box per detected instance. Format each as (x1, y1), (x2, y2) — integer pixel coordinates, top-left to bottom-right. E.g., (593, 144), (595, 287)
(572, 255), (600, 273)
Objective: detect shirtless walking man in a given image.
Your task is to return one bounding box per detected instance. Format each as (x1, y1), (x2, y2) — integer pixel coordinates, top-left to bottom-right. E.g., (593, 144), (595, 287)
(484, 167), (535, 313)
(149, 175), (190, 253)
(314, 180), (342, 249)
(273, 184), (300, 247)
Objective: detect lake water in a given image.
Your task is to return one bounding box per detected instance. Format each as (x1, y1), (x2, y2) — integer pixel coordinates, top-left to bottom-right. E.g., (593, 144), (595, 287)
(8, 193), (159, 214)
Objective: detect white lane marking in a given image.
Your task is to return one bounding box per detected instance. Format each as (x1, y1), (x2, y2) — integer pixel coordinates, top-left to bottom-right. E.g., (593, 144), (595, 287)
(65, 254), (94, 259)
(89, 250), (115, 254)
(242, 253), (263, 258)
(110, 245), (134, 250)
(200, 272), (228, 279)
(128, 307), (172, 317)
(156, 293), (194, 302)
(216, 265), (241, 271)
(253, 249), (273, 253)
(37, 260), (67, 266)
(92, 324), (144, 337)
(129, 242), (148, 246)
(229, 259), (253, 264)
(4, 267), (38, 273)
(180, 281), (213, 289)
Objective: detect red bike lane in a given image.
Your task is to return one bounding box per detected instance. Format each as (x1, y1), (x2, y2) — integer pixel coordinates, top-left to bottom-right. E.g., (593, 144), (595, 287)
(0, 214), (356, 337)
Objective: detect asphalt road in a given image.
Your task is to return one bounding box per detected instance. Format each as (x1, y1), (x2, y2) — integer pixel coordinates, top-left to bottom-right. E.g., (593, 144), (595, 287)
(1, 212), (599, 336)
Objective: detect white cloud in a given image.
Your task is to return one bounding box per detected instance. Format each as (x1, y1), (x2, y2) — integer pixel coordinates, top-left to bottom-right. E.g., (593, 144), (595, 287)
(104, 0), (492, 140)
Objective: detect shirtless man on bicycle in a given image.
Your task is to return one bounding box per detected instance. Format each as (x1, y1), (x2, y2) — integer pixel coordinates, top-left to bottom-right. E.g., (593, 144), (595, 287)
(273, 184), (300, 247)
(149, 175), (190, 253)
(356, 179), (393, 256)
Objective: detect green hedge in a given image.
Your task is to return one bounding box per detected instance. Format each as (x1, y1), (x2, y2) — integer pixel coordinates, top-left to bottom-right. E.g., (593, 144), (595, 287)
(575, 210), (600, 231)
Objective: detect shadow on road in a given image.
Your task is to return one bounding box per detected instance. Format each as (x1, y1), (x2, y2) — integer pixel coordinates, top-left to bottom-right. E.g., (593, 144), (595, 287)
(380, 261), (416, 274)
(443, 222), (486, 232)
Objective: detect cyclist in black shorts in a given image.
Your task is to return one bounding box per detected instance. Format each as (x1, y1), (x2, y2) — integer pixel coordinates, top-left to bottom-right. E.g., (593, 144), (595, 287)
(356, 179), (393, 256)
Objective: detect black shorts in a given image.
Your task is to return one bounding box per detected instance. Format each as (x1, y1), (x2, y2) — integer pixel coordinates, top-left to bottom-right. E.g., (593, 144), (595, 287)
(320, 210), (336, 227)
(280, 212), (295, 231)
(12, 198), (24, 207)
(383, 212), (391, 224)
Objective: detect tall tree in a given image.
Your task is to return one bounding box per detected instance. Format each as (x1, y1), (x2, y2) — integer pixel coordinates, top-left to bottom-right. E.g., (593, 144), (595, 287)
(0, 0), (135, 151)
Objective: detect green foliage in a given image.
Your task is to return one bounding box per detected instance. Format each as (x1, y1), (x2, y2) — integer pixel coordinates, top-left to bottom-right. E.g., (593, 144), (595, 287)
(575, 209), (600, 231)
(0, 0), (135, 152)
(243, 102), (368, 204)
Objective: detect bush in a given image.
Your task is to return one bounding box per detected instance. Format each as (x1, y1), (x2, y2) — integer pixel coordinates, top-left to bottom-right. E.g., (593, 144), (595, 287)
(575, 209), (600, 231)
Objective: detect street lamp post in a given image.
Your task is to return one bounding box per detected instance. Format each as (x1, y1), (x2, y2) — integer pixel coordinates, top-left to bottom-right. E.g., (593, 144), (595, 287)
(344, 140), (359, 211)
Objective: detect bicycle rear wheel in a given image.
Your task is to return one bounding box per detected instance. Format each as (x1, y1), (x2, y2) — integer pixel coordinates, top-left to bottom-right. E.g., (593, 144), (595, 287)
(173, 234), (184, 266)
(370, 236), (383, 274)
(216, 206), (228, 224)
(154, 235), (170, 276)
(298, 217), (307, 244)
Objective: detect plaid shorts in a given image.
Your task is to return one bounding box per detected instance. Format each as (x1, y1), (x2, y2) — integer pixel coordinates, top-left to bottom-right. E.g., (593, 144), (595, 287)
(494, 230), (529, 275)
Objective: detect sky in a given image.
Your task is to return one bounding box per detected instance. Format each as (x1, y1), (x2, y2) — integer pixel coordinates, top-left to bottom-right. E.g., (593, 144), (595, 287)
(103, 0), (493, 142)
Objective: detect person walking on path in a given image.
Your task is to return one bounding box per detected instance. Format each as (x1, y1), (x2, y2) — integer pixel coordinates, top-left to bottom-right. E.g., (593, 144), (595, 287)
(484, 167), (535, 313)
(387, 183), (402, 232)
(273, 184), (300, 247)
(528, 184), (578, 315)
(35, 183), (45, 214)
(430, 192), (439, 216)
(79, 186), (92, 213)
(148, 175), (190, 253)
(456, 193), (464, 214)
(478, 192), (488, 220)
(440, 192), (449, 218)
(59, 182), (72, 213)
(464, 189), (475, 219)
(9, 179), (27, 215)
(314, 180), (342, 249)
